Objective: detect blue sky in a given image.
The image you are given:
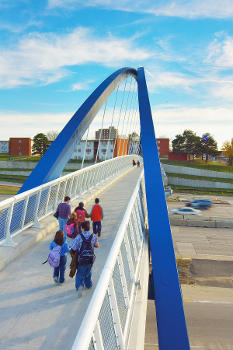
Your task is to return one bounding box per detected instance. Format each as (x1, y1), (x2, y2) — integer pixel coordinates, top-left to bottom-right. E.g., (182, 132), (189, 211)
(0, 0), (232, 148)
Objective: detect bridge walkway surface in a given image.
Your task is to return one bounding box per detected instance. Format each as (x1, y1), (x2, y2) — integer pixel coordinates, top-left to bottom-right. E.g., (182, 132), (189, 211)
(0, 167), (142, 350)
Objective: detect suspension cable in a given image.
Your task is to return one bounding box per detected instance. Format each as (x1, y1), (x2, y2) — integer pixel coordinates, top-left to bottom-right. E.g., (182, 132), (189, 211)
(105, 83), (120, 161)
(95, 99), (108, 164)
(117, 76), (133, 156)
(112, 78), (128, 158)
(121, 80), (137, 155)
(81, 126), (90, 169)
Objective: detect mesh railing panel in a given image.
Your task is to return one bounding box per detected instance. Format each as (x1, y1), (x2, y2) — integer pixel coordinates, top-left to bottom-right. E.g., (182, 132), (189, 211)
(113, 260), (128, 332)
(47, 185), (58, 212)
(24, 194), (37, 225)
(99, 293), (118, 350)
(0, 208), (9, 240)
(38, 188), (50, 218)
(10, 200), (25, 234)
(120, 240), (133, 295)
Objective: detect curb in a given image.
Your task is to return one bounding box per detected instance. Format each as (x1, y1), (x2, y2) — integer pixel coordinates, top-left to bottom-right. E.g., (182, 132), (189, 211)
(176, 256), (233, 288)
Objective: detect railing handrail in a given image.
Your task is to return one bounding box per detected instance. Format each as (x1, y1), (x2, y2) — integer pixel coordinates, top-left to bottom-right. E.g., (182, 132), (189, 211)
(72, 169), (144, 350)
(0, 155), (134, 208)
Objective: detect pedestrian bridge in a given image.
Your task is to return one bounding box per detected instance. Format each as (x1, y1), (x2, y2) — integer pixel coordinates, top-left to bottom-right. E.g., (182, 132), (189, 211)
(0, 67), (190, 350)
(0, 162), (148, 350)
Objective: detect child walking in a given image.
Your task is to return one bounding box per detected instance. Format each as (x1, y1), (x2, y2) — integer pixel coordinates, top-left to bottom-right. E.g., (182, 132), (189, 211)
(90, 198), (103, 237)
(70, 221), (99, 296)
(49, 230), (70, 284)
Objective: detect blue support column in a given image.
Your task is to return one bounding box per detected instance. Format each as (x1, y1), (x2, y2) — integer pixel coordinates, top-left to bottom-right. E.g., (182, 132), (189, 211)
(137, 67), (190, 350)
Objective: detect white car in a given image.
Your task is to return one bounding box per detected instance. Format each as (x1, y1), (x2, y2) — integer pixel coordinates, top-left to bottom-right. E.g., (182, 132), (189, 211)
(170, 207), (201, 215)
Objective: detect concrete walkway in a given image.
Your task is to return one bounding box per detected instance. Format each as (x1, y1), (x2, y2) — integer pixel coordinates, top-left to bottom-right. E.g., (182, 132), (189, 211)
(0, 168), (142, 350)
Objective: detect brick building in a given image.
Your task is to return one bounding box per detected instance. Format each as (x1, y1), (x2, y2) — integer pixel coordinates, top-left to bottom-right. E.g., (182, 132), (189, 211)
(156, 138), (169, 156)
(9, 138), (31, 156)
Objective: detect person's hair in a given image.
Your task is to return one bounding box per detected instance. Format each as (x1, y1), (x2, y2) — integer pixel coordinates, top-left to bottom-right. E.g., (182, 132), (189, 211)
(77, 202), (84, 209)
(54, 230), (64, 246)
(64, 196), (70, 202)
(81, 221), (90, 232)
(69, 212), (77, 220)
(95, 198), (99, 204)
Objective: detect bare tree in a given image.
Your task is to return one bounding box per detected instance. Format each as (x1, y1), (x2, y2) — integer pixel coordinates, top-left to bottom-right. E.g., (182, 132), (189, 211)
(46, 130), (59, 141)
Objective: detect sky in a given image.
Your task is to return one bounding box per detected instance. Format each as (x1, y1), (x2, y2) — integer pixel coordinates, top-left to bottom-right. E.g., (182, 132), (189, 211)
(0, 0), (232, 149)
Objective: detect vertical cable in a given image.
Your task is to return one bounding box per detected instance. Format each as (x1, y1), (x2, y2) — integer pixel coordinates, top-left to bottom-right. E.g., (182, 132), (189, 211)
(95, 100), (108, 164)
(81, 126), (90, 169)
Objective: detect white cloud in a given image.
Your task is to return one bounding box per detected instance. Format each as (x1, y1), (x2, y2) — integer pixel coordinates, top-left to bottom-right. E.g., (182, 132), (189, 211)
(0, 27), (151, 88)
(152, 106), (233, 148)
(71, 80), (94, 91)
(206, 34), (233, 69)
(146, 71), (196, 92)
(47, 0), (233, 19)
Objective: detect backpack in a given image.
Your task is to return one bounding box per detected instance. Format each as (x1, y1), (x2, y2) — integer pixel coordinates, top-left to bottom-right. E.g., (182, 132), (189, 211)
(75, 209), (86, 223)
(65, 223), (75, 238)
(78, 233), (95, 266)
(47, 246), (61, 268)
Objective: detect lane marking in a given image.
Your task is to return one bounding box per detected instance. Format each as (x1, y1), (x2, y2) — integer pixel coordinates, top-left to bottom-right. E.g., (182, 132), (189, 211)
(184, 300), (233, 304)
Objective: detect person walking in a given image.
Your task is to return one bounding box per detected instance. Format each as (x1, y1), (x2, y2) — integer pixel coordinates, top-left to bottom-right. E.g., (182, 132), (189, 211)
(70, 221), (99, 296)
(49, 230), (70, 284)
(65, 212), (79, 248)
(90, 198), (103, 237)
(74, 202), (90, 234)
(56, 196), (71, 239)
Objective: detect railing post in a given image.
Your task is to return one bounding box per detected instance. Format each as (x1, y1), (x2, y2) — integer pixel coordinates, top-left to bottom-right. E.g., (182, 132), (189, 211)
(108, 280), (124, 350)
(1, 202), (16, 247)
(20, 196), (30, 230)
(32, 190), (42, 228)
(93, 321), (105, 350)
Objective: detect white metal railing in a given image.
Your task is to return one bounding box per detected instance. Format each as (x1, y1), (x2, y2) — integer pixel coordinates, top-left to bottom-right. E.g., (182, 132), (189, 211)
(0, 155), (140, 246)
(72, 171), (147, 350)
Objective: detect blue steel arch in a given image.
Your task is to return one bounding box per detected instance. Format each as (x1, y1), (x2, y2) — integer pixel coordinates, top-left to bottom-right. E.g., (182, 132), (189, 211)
(18, 66), (190, 350)
(19, 67), (137, 194)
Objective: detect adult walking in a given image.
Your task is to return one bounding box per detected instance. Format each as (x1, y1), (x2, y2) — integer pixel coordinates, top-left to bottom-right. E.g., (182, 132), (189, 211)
(56, 196), (71, 239)
(70, 221), (99, 296)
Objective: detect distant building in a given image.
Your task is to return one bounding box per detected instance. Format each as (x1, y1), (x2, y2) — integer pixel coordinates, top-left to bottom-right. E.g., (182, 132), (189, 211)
(156, 138), (169, 156)
(72, 139), (115, 161)
(0, 140), (9, 154)
(168, 152), (188, 161)
(9, 138), (31, 156)
(95, 126), (118, 140)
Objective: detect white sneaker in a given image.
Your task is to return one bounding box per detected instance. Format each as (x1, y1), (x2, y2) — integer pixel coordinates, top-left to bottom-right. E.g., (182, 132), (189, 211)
(77, 286), (84, 297)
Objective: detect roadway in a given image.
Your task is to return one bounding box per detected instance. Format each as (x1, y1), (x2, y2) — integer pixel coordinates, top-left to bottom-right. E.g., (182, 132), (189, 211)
(0, 168), (142, 350)
(145, 285), (233, 350)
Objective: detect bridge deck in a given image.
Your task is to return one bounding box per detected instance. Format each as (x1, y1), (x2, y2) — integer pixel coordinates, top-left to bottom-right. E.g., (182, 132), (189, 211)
(0, 168), (142, 350)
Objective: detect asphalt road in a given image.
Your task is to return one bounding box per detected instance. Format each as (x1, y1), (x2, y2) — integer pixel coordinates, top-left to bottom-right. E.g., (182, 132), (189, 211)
(145, 285), (233, 350)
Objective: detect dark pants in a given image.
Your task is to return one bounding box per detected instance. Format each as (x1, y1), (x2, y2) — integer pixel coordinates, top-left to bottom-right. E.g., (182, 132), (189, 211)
(93, 221), (101, 236)
(53, 255), (67, 283)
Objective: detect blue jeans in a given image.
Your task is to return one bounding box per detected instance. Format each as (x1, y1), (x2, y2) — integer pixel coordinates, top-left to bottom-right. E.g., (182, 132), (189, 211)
(53, 255), (67, 283)
(93, 221), (101, 236)
(58, 217), (67, 239)
(75, 265), (92, 290)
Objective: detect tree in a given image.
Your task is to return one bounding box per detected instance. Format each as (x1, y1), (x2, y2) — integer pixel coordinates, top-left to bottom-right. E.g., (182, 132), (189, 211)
(222, 138), (233, 166)
(172, 130), (200, 161)
(32, 133), (49, 156)
(47, 130), (59, 141)
(200, 133), (218, 162)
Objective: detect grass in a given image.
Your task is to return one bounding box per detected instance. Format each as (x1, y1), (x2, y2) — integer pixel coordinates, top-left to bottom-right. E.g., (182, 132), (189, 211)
(0, 154), (41, 161)
(0, 185), (20, 195)
(161, 159), (233, 173)
(0, 174), (28, 183)
(0, 167), (33, 172)
(167, 172), (233, 184)
(171, 185), (233, 197)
